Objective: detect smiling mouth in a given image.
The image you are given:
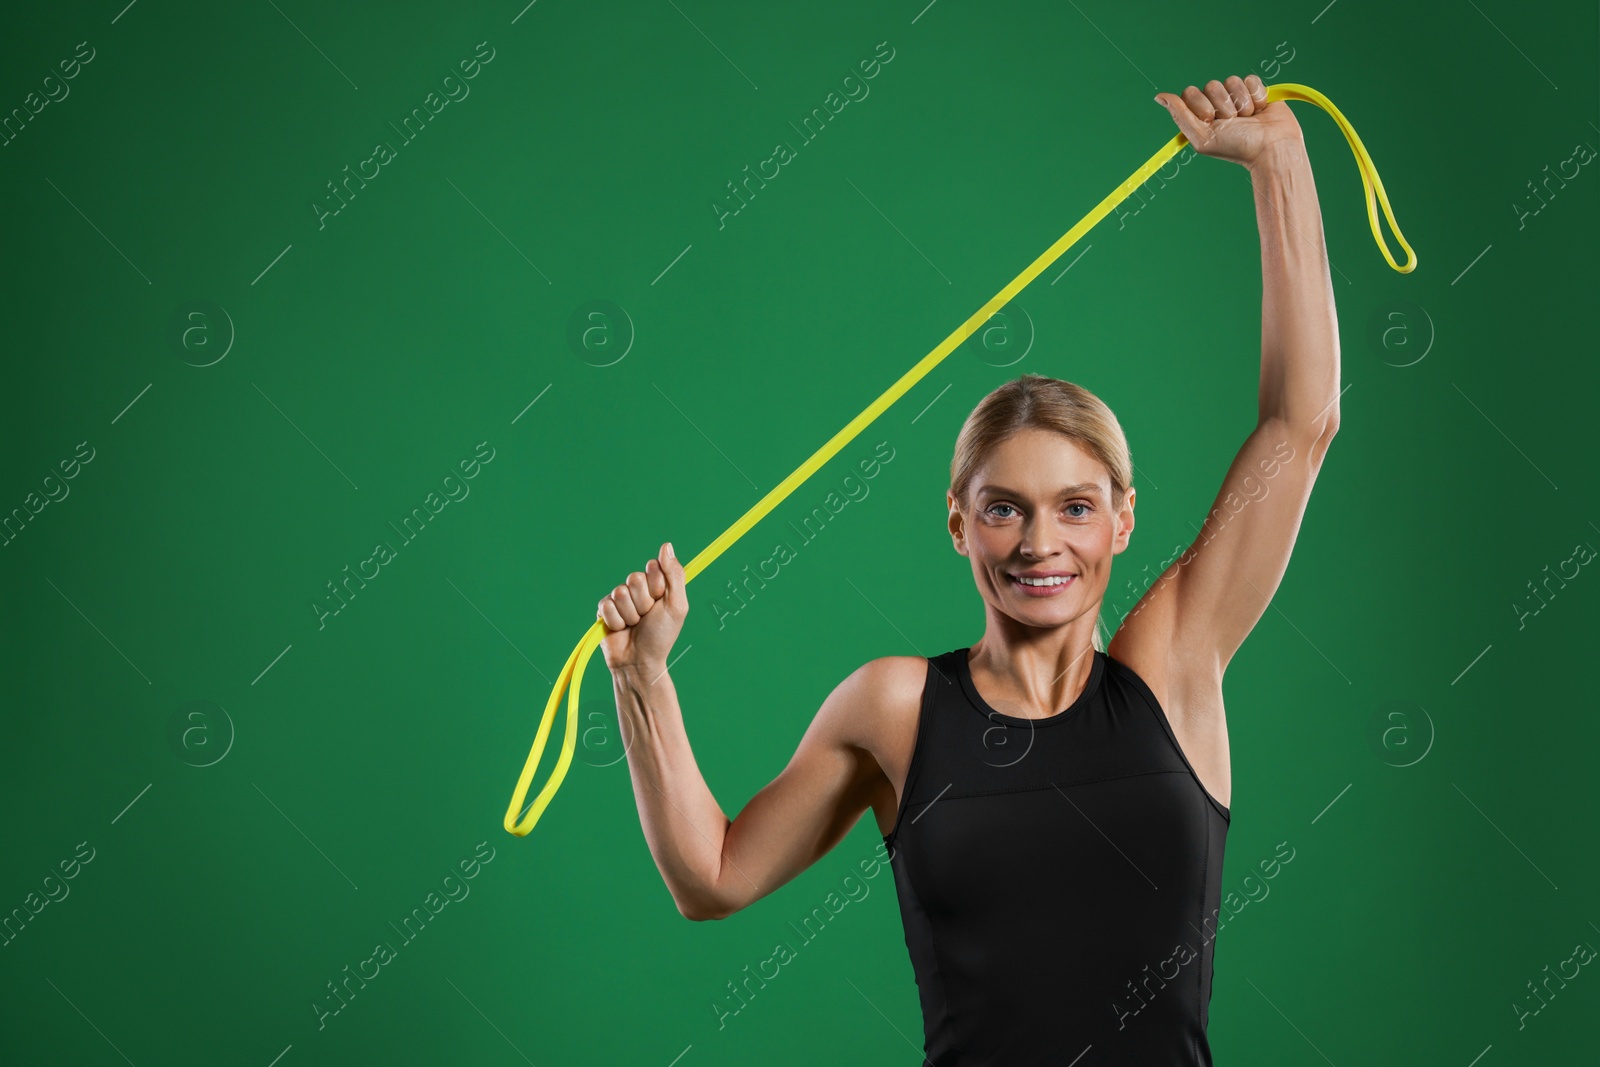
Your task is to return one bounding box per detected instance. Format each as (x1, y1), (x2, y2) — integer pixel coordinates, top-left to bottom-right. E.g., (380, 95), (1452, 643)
(1008, 572), (1077, 590)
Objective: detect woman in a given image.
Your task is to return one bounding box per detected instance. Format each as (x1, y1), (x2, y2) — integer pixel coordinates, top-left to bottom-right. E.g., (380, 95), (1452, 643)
(596, 72), (1337, 1066)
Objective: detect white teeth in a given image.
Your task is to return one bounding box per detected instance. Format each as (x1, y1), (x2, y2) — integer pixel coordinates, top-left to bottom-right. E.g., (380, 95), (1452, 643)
(1014, 575), (1070, 586)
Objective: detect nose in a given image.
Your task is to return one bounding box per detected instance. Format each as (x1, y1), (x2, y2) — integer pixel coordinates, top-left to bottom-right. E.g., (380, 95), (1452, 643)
(1018, 516), (1059, 558)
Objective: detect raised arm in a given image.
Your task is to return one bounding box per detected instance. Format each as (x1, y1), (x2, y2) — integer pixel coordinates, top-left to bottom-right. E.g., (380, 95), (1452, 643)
(598, 541), (905, 921)
(1132, 74), (1340, 675)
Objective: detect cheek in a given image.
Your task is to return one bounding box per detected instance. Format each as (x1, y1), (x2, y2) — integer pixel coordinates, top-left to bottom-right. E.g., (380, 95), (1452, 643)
(969, 525), (1012, 557)
(1075, 522), (1114, 553)
(970, 522), (995, 543)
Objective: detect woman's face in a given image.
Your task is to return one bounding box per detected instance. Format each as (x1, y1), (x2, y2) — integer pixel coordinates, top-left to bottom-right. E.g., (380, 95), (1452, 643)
(948, 428), (1135, 630)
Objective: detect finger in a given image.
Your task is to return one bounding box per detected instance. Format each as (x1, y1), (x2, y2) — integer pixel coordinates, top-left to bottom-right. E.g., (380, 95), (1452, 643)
(1203, 79), (1236, 119)
(658, 541), (689, 613)
(1225, 75), (1253, 116)
(644, 558), (667, 600)
(609, 585), (642, 626)
(1244, 74), (1268, 109)
(598, 597), (626, 631)
(1181, 84), (1216, 122)
(625, 571), (655, 615)
(1157, 91), (1204, 144)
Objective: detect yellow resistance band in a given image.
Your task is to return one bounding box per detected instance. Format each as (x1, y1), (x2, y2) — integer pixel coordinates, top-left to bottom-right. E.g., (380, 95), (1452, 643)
(503, 81), (1416, 837)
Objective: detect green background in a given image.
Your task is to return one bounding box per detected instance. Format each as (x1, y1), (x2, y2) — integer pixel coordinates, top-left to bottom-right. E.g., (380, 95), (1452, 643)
(3, 0), (1596, 1063)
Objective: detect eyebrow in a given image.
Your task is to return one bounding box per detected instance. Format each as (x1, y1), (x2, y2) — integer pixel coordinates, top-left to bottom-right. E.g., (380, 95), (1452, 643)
(974, 483), (1103, 499)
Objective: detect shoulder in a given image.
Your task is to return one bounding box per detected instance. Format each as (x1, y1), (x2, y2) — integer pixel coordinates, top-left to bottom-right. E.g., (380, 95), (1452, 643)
(844, 655), (932, 715)
(1107, 621), (1232, 811)
(1104, 631), (1166, 709)
(1107, 578), (1176, 706)
(813, 655), (931, 748)
(1107, 609), (1224, 726)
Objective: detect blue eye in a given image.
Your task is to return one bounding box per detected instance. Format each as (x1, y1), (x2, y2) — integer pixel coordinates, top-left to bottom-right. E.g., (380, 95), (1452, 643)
(987, 502), (1091, 519)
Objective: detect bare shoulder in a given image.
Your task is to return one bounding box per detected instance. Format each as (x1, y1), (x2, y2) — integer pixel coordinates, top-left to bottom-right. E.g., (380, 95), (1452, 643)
(1108, 593), (1233, 810)
(824, 655), (928, 748)
(817, 655), (929, 838)
(695, 655), (929, 917)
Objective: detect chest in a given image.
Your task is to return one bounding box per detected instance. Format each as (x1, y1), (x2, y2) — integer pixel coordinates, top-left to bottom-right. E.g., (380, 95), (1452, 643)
(892, 770), (1217, 916)
(877, 666), (1219, 836)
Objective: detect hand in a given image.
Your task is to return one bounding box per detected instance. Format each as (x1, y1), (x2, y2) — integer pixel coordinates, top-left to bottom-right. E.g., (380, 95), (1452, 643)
(1155, 74), (1304, 170)
(597, 542), (689, 671)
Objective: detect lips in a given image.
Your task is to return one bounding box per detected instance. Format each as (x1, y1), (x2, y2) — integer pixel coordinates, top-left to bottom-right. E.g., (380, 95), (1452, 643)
(1007, 571), (1077, 595)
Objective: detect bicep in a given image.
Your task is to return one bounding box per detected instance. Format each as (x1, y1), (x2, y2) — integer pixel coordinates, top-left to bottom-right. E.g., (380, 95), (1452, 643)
(706, 660), (893, 919)
(1132, 418), (1333, 675)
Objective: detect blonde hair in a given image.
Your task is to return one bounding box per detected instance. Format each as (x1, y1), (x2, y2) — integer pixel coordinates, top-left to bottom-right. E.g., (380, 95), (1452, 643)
(949, 374), (1133, 653)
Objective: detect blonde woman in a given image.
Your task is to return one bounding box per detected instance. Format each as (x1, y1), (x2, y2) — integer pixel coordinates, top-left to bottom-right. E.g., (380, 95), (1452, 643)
(597, 72), (1335, 1065)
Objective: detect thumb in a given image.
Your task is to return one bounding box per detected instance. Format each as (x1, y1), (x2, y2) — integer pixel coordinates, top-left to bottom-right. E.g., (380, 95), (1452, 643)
(1154, 93), (1208, 148)
(658, 541), (689, 611)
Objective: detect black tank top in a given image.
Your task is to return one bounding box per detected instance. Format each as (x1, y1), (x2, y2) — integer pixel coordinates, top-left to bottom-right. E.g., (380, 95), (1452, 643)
(883, 647), (1231, 1066)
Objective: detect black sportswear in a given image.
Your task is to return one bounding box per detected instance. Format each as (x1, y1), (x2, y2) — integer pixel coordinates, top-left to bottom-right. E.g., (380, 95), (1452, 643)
(883, 647), (1231, 1066)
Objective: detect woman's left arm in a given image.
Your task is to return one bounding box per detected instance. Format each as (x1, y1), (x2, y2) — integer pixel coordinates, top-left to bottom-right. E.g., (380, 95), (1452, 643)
(1128, 75), (1341, 676)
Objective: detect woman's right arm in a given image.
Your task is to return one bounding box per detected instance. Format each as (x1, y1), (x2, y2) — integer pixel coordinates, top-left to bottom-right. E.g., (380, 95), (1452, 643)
(598, 542), (909, 921)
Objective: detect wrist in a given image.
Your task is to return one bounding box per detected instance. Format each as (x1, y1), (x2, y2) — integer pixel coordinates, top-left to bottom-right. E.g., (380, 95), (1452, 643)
(614, 659), (669, 684)
(1248, 137), (1309, 179)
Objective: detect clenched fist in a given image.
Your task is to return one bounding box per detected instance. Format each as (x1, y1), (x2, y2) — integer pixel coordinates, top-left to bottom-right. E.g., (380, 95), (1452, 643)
(1154, 73), (1304, 170)
(597, 541), (689, 671)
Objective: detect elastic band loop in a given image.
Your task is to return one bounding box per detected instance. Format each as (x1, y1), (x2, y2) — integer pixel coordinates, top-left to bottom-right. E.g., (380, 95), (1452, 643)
(1263, 83), (1416, 273)
(503, 81), (1414, 837)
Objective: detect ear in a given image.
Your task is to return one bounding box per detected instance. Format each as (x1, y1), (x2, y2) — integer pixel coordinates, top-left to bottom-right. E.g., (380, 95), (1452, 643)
(1112, 486), (1136, 555)
(947, 490), (969, 556)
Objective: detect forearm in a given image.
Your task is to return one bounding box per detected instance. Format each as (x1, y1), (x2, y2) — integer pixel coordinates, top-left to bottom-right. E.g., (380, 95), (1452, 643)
(611, 662), (733, 917)
(1251, 139), (1340, 438)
